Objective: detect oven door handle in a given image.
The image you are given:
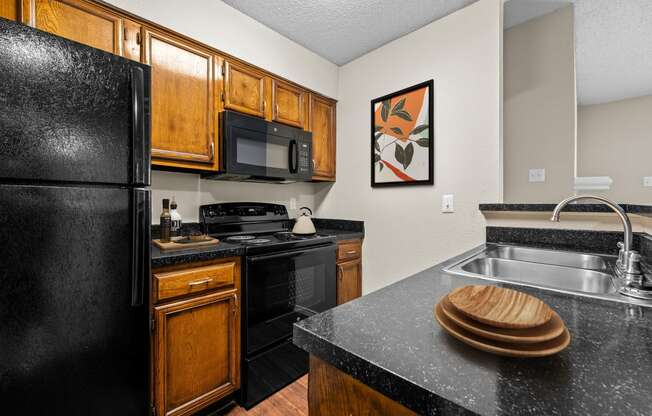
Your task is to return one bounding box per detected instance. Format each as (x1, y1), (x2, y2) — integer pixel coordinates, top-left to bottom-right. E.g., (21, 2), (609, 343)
(247, 243), (336, 263)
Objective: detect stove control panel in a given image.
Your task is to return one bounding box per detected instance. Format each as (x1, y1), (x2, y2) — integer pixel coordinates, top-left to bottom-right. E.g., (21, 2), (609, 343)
(200, 202), (288, 224)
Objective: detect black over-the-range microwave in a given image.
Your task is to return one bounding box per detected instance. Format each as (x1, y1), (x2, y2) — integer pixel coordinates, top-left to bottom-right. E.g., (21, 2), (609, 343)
(202, 110), (313, 183)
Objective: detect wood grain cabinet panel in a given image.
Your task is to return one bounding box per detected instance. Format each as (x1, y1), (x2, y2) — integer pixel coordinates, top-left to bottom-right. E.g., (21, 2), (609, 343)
(310, 94), (336, 181)
(337, 257), (362, 305)
(144, 28), (217, 170)
(154, 290), (240, 416)
(0, 0), (20, 20)
(154, 261), (236, 302)
(122, 18), (141, 61)
(223, 60), (266, 118)
(22, 0), (123, 55)
(272, 79), (305, 128)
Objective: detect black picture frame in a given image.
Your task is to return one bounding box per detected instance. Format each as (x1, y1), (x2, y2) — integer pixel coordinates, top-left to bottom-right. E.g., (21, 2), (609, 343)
(370, 79), (434, 187)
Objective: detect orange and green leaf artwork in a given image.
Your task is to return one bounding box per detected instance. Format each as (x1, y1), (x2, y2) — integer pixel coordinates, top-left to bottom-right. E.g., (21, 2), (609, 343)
(372, 80), (433, 186)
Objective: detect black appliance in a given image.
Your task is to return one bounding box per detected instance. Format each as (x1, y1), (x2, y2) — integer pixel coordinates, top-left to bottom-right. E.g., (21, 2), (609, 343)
(202, 110), (313, 183)
(0, 19), (151, 415)
(200, 202), (337, 408)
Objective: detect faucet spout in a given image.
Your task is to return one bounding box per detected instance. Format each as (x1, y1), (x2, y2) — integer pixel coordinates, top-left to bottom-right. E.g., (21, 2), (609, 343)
(550, 195), (632, 252)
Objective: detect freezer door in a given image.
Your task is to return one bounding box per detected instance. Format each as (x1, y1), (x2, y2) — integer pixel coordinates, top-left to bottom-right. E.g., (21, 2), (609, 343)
(0, 184), (151, 415)
(0, 18), (150, 186)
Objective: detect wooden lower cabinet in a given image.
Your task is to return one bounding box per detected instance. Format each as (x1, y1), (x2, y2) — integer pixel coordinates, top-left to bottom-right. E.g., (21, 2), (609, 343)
(309, 355), (417, 416)
(152, 258), (240, 416)
(336, 239), (363, 305)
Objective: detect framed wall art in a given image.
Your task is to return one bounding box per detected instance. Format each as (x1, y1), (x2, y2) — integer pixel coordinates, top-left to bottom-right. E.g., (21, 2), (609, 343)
(371, 79), (434, 187)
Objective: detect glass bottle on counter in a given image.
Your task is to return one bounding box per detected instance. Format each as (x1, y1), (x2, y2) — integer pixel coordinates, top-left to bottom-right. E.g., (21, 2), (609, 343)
(160, 198), (172, 243)
(170, 197), (182, 237)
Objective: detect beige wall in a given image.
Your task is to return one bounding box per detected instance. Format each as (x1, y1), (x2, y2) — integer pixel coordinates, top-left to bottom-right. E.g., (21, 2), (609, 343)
(503, 6), (576, 203)
(315, 0), (503, 294)
(578, 95), (652, 204)
(103, 0), (339, 222)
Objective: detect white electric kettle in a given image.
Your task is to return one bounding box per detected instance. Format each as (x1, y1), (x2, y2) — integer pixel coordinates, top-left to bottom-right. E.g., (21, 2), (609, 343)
(292, 207), (316, 235)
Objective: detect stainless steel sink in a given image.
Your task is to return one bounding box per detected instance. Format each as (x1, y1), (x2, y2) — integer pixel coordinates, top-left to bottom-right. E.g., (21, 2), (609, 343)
(442, 244), (652, 305)
(484, 246), (608, 271)
(459, 257), (615, 294)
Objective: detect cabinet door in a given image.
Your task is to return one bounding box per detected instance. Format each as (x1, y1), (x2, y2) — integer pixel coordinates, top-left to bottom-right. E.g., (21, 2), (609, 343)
(1, 0), (20, 20)
(272, 79), (305, 128)
(144, 28), (217, 169)
(154, 291), (240, 416)
(337, 258), (362, 305)
(22, 0), (123, 55)
(223, 60), (266, 118)
(310, 94), (336, 181)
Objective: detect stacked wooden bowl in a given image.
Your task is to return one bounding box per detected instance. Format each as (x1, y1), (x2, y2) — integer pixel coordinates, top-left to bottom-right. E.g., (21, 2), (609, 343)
(434, 285), (570, 357)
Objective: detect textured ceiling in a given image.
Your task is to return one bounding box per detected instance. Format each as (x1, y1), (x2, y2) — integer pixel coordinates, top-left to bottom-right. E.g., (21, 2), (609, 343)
(221, 0), (479, 65)
(505, 0), (652, 105)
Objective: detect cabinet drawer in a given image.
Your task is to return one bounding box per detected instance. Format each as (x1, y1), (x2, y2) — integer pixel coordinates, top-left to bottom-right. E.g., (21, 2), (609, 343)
(337, 240), (362, 261)
(154, 262), (236, 302)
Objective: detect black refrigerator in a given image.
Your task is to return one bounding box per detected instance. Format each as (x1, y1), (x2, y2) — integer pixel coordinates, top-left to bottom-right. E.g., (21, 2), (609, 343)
(0, 19), (151, 415)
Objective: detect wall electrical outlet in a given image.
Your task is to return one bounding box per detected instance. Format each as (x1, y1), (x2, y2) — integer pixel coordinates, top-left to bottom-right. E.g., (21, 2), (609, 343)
(644, 176), (652, 187)
(289, 198), (297, 210)
(442, 194), (454, 213)
(529, 168), (546, 183)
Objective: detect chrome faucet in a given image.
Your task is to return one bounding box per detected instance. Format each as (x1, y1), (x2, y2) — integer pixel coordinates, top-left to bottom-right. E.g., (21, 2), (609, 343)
(551, 195), (651, 299)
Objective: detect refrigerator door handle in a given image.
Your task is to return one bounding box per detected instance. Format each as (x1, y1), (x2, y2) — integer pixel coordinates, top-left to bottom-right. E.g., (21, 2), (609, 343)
(131, 66), (147, 185)
(131, 189), (151, 307)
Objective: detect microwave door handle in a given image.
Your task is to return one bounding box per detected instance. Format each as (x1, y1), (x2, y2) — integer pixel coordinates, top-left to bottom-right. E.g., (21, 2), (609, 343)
(288, 139), (298, 173)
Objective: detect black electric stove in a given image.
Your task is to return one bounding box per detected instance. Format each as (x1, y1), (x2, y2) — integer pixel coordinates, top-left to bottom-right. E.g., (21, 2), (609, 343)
(200, 202), (337, 409)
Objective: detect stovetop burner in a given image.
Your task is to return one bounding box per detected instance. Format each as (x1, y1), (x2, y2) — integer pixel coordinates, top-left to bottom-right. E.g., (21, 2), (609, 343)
(225, 235), (256, 242)
(274, 231), (319, 241)
(246, 238), (272, 244)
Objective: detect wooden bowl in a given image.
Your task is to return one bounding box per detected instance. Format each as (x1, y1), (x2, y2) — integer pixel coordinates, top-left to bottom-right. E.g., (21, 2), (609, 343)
(448, 285), (553, 329)
(440, 296), (565, 344)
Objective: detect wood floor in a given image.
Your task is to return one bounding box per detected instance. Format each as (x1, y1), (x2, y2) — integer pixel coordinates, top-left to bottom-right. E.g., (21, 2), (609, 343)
(225, 375), (308, 416)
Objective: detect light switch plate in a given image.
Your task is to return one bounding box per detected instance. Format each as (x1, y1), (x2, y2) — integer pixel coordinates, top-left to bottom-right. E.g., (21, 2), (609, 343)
(644, 176), (652, 187)
(442, 194), (454, 213)
(529, 168), (546, 183)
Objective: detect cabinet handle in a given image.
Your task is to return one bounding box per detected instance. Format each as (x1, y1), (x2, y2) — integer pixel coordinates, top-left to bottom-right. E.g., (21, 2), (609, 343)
(312, 159), (316, 169)
(276, 103), (279, 115)
(209, 142), (214, 161)
(233, 294), (239, 315)
(346, 250), (358, 255)
(188, 278), (213, 287)
(263, 100), (267, 113)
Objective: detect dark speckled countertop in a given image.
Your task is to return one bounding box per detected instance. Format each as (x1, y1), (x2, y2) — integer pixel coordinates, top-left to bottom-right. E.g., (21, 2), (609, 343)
(293, 245), (652, 416)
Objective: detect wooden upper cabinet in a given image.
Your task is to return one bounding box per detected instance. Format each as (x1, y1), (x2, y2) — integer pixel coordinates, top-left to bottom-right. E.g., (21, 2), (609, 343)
(1, 0), (20, 20)
(272, 79), (305, 128)
(144, 28), (217, 170)
(223, 60), (266, 118)
(154, 290), (240, 416)
(310, 94), (336, 181)
(22, 0), (123, 55)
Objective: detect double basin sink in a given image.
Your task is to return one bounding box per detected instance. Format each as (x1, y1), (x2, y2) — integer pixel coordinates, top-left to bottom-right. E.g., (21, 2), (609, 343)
(444, 244), (650, 304)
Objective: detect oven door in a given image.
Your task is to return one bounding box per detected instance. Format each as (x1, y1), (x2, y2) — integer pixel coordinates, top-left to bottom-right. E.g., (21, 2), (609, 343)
(222, 111), (312, 181)
(244, 243), (337, 356)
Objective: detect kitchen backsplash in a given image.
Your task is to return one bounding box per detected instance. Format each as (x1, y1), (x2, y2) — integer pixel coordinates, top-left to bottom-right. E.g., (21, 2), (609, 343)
(150, 170), (323, 224)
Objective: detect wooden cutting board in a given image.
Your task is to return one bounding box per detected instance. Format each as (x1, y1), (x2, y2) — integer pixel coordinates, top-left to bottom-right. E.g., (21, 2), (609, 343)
(440, 296), (565, 344)
(152, 236), (219, 251)
(434, 302), (570, 358)
(448, 285), (553, 329)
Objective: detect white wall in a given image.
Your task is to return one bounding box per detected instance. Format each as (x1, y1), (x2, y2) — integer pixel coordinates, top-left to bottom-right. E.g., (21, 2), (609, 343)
(503, 6), (576, 203)
(314, 0), (503, 294)
(577, 95), (652, 204)
(102, 0), (339, 222)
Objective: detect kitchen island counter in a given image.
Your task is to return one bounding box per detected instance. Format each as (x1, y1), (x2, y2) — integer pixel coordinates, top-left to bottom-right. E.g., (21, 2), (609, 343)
(293, 245), (652, 415)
